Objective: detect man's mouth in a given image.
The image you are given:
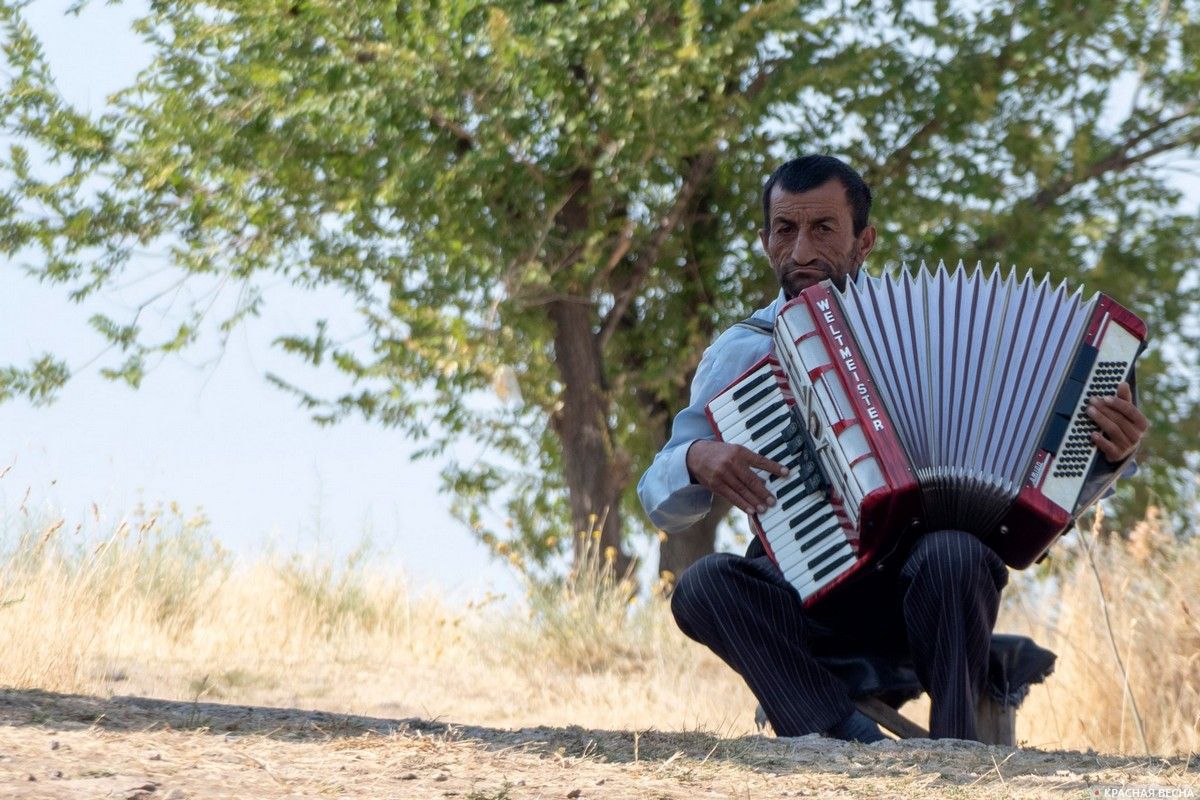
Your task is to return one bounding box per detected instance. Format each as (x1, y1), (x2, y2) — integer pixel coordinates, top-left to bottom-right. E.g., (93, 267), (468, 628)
(785, 265), (832, 283)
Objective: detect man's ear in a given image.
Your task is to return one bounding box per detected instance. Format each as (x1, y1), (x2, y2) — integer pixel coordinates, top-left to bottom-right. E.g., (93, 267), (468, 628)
(857, 224), (877, 259)
(759, 227), (769, 255)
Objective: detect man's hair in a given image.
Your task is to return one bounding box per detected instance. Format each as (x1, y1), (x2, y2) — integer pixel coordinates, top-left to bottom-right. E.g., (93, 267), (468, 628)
(762, 155), (872, 234)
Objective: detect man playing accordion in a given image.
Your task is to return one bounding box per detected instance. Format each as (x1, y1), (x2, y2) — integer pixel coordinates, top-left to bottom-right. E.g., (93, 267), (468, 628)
(637, 154), (1147, 743)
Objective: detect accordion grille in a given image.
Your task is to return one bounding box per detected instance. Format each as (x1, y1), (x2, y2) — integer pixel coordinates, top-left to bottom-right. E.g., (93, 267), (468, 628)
(1052, 361), (1127, 479)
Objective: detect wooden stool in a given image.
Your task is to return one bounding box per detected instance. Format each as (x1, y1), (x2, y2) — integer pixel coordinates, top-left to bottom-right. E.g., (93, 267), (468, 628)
(818, 633), (1057, 745)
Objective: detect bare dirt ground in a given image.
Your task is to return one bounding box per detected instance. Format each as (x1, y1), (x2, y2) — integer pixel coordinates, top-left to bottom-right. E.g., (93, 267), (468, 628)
(0, 690), (1194, 799)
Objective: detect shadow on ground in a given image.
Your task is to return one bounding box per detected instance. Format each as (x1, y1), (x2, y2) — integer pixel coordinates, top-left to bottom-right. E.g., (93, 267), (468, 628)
(0, 688), (1193, 784)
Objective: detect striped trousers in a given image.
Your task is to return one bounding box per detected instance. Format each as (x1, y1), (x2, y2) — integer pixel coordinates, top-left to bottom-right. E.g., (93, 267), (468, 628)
(670, 529), (1009, 740)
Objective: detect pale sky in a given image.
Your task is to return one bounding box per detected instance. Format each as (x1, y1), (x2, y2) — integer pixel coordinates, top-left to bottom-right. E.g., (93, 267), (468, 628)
(0, 0), (519, 597)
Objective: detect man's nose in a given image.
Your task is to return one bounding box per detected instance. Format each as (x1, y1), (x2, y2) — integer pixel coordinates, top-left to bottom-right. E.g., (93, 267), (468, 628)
(790, 230), (817, 265)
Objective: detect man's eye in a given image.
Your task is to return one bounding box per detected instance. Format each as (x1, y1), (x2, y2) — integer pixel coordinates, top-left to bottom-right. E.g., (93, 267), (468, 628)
(817, 224), (833, 233)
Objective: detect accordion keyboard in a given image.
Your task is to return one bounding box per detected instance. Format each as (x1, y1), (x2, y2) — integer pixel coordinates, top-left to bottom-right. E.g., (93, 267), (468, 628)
(708, 360), (858, 601)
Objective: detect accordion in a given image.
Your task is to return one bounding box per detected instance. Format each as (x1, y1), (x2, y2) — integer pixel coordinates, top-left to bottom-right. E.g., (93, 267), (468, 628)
(705, 263), (1146, 607)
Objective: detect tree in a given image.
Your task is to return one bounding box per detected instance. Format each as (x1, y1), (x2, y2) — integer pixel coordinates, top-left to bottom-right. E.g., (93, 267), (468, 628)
(2, 0), (1198, 580)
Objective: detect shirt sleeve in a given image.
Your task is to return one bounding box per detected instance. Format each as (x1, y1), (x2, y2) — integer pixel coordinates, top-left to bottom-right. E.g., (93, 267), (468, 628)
(637, 332), (755, 532)
(1101, 459), (1138, 498)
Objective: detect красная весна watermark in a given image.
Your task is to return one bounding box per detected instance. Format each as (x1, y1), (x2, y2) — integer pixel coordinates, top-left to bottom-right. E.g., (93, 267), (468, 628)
(1089, 787), (1196, 798)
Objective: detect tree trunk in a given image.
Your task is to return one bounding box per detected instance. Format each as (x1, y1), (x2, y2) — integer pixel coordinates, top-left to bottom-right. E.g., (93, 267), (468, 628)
(657, 496), (731, 581)
(545, 165), (633, 576)
(548, 297), (632, 576)
(652, 155), (730, 581)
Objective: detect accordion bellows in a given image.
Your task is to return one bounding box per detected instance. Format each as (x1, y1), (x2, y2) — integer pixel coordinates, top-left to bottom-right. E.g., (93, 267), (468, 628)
(706, 262), (1146, 607)
(837, 264), (1139, 535)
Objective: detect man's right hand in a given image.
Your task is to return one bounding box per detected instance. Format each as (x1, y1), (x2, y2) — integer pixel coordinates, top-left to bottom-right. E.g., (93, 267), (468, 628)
(685, 439), (790, 516)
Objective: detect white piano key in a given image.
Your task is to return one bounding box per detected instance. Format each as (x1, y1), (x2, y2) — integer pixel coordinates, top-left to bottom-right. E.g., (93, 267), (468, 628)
(786, 535), (854, 585)
(711, 381), (785, 424)
(757, 439), (798, 466)
(774, 518), (843, 573)
(705, 369), (772, 417)
(722, 413), (796, 453)
(793, 543), (857, 598)
(776, 507), (841, 551)
(715, 399), (792, 442)
(757, 481), (825, 528)
(758, 493), (833, 543)
(710, 378), (782, 424)
(780, 542), (849, 592)
(710, 371), (781, 420)
(770, 517), (841, 568)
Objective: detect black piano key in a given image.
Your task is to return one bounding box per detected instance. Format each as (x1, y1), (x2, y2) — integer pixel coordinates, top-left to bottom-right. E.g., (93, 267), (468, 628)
(799, 520), (842, 551)
(790, 441), (814, 459)
(745, 400), (786, 430)
(792, 510), (836, 541)
(775, 466), (822, 499)
(793, 442), (814, 458)
(808, 540), (846, 571)
(769, 457), (806, 482)
(737, 383), (776, 412)
(789, 452), (813, 469)
(749, 413), (791, 442)
(774, 475), (807, 501)
(757, 434), (788, 455)
(760, 445), (790, 467)
(780, 475), (823, 510)
(760, 421), (802, 452)
(759, 436), (798, 461)
(812, 549), (856, 582)
(731, 370), (772, 401)
(782, 458), (818, 483)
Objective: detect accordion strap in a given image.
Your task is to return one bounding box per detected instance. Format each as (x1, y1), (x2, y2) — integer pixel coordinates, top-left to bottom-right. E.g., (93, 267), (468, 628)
(735, 317), (774, 335)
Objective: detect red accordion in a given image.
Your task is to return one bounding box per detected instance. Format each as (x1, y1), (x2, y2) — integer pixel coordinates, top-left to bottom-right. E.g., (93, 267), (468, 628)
(705, 265), (1146, 607)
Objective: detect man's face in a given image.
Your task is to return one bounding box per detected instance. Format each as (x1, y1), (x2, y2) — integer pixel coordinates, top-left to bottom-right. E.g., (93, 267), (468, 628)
(759, 179), (877, 299)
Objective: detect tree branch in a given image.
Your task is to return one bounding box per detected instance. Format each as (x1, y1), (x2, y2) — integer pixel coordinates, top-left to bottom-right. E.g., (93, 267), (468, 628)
(739, 53), (797, 102)
(597, 216), (636, 285)
(426, 107), (545, 184)
(540, 45), (786, 353)
(513, 291), (594, 307)
(596, 150), (718, 353)
(868, 117), (942, 186)
(1046, 106), (1197, 204)
(428, 108), (475, 155)
(976, 114), (1200, 254)
(869, 19), (1024, 188)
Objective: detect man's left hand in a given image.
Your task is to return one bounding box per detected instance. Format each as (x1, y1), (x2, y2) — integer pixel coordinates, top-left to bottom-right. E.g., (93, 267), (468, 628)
(1085, 381), (1147, 462)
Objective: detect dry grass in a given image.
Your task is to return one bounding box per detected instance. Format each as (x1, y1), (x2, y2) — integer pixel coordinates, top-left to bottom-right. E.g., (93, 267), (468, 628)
(0, 501), (1196, 759)
(0, 505), (756, 737)
(1000, 506), (1200, 756)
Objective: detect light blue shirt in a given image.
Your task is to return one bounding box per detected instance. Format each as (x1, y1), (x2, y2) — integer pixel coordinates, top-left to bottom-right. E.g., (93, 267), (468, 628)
(635, 290), (1135, 533)
(637, 291), (787, 532)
